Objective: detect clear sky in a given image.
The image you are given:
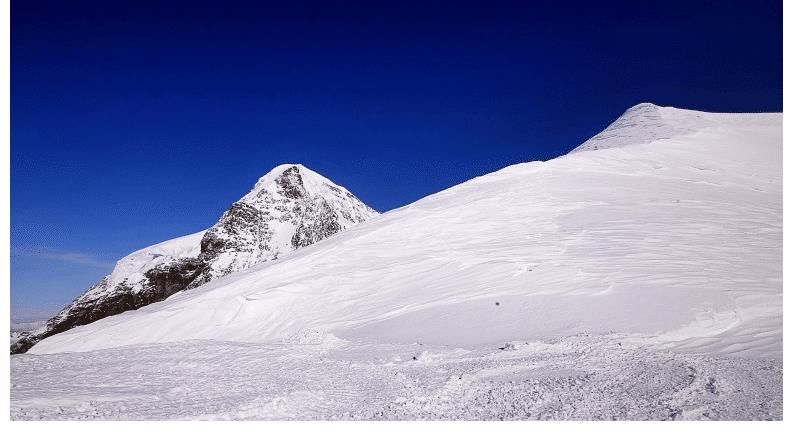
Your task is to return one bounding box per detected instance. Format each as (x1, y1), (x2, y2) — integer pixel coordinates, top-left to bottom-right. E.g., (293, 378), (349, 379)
(11, 0), (782, 318)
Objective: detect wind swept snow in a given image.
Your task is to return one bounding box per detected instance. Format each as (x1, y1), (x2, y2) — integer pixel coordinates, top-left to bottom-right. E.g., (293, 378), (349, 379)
(30, 105), (782, 359)
(12, 104), (782, 420)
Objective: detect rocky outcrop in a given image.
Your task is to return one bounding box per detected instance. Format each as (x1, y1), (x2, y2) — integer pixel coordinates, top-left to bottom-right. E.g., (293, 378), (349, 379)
(11, 165), (377, 354)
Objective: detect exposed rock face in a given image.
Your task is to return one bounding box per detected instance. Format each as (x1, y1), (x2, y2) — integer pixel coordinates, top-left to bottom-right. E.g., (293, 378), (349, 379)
(11, 164), (378, 354)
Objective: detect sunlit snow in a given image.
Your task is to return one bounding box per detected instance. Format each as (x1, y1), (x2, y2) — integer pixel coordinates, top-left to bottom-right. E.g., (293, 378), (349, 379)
(12, 104), (782, 420)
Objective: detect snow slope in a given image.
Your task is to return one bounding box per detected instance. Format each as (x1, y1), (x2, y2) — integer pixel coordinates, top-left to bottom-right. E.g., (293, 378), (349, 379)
(30, 104), (782, 360)
(96, 231), (206, 298)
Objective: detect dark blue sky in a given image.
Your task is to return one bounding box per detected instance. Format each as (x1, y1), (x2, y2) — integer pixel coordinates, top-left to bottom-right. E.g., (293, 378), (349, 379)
(11, 0), (782, 316)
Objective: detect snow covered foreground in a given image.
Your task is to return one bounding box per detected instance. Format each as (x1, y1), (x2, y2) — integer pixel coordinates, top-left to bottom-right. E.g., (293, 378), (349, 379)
(11, 103), (782, 420)
(10, 337), (781, 420)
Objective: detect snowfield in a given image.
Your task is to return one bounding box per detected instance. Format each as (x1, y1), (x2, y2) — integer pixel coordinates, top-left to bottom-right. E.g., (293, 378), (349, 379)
(11, 103), (782, 420)
(10, 336), (781, 420)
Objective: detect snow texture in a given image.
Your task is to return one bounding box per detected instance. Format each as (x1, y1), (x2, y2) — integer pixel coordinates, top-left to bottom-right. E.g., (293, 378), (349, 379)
(10, 337), (781, 420)
(11, 103), (782, 420)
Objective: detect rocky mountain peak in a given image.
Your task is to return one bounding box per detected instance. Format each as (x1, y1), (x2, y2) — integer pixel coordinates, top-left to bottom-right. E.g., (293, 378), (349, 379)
(274, 165), (307, 199)
(11, 164), (378, 354)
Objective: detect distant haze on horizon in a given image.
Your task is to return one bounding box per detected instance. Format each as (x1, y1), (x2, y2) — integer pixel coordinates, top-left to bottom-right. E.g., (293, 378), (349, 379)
(11, 0), (782, 315)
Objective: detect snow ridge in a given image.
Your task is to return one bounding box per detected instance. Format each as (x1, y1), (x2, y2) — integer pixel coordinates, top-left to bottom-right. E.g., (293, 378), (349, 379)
(571, 103), (693, 153)
(570, 102), (779, 154)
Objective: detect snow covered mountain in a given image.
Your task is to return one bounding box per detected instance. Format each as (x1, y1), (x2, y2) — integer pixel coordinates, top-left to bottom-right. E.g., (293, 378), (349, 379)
(28, 104), (782, 361)
(10, 320), (46, 346)
(12, 104), (783, 420)
(11, 164), (378, 354)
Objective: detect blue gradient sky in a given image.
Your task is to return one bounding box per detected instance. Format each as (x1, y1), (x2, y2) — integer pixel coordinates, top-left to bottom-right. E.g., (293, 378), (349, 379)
(11, 0), (782, 318)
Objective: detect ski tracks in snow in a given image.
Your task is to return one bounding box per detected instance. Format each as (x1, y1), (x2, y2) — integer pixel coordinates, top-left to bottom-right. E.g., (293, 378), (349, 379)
(11, 335), (781, 420)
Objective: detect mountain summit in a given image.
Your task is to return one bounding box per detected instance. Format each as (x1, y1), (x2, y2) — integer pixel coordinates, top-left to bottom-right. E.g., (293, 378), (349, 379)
(569, 102), (776, 154)
(11, 164), (378, 354)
